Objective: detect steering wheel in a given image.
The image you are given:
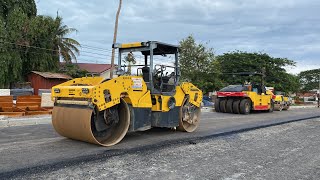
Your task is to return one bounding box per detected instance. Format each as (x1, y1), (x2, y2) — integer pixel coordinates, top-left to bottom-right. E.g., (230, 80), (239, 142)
(154, 68), (161, 77)
(155, 66), (166, 76)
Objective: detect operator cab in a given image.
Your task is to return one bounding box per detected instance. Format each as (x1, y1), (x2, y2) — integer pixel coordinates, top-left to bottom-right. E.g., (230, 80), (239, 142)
(113, 41), (180, 95)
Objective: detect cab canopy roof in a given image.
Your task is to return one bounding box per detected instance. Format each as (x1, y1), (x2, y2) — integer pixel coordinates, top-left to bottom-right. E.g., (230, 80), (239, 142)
(114, 41), (179, 56)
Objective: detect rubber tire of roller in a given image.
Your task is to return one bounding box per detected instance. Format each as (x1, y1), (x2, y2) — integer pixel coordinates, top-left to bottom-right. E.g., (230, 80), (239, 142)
(232, 99), (241, 114)
(240, 99), (251, 115)
(226, 99), (234, 113)
(219, 99), (227, 113)
(214, 98), (221, 112)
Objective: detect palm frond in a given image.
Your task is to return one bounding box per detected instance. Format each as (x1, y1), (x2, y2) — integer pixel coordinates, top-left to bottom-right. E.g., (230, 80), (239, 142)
(62, 42), (80, 55)
(68, 49), (77, 63)
(54, 16), (80, 63)
(63, 38), (81, 46)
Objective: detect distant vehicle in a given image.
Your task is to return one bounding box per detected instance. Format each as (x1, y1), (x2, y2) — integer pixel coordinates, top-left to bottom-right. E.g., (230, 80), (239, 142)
(274, 95), (291, 111)
(266, 89), (291, 111)
(203, 96), (212, 102)
(202, 99), (214, 107)
(215, 72), (274, 114)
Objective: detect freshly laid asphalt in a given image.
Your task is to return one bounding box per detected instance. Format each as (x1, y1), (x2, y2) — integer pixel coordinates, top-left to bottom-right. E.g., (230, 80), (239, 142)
(19, 117), (320, 180)
(0, 108), (319, 178)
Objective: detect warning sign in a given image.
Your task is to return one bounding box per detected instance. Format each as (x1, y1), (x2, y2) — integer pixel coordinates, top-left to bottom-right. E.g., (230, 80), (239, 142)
(132, 78), (143, 89)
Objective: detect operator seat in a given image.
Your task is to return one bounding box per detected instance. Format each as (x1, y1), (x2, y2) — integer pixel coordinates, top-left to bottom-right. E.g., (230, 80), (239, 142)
(142, 67), (150, 82)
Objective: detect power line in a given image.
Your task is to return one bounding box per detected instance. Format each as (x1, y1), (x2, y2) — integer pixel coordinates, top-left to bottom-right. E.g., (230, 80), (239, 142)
(0, 39), (175, 61)
(0, 41), (175, 64)
(0, 44), (108, 63)
(81, 45), (112, 52)
(0, 40), (115, 57)
(0, 40), (122, 62)
(0, 35), (114, 53)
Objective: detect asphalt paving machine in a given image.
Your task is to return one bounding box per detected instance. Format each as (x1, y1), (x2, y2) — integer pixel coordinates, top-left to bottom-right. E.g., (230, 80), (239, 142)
(51, 41), (202, 146)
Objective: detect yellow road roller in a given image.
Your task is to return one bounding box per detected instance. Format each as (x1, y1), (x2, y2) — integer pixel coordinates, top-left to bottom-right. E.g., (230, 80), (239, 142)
(274, 95), (291, 111)
(51, 41), (203, 146)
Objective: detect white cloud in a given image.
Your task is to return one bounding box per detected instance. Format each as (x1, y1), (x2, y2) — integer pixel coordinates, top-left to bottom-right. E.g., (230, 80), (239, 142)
(286, 63), (320, 75)
(36, 0), (320, 73)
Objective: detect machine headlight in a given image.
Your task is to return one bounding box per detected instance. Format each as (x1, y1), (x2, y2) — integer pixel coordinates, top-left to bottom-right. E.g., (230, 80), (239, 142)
(82, 88), (89, 94)
(54, 88), (60, 93)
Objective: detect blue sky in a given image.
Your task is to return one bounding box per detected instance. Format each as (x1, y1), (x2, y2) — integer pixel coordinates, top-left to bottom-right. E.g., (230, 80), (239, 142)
(36, 0), (320, 74)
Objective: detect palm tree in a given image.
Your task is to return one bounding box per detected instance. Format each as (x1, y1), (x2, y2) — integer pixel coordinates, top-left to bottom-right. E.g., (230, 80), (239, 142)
(123, 52), (136, 75)
(53, 16), (80, 63)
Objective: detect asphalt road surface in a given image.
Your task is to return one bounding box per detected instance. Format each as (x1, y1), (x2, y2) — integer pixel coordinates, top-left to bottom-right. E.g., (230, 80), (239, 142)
(16, 117), (320, 180)
(0, 108), (319, 179)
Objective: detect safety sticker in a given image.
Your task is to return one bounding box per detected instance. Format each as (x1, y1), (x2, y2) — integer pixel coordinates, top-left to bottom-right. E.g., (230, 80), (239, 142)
(132, 78), (143, 89)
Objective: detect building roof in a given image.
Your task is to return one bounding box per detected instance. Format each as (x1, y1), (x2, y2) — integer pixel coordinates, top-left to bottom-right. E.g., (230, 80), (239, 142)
(31, 71), (72, 80)
(76, 63), (112, 74)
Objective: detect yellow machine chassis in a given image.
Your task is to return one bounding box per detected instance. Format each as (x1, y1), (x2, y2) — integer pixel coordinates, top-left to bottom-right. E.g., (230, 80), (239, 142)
(216, 89), (274, 114)
(52, 76), (202, 146)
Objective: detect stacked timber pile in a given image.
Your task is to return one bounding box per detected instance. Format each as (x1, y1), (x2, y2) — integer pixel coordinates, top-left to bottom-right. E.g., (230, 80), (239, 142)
(0, 95), (53, 117)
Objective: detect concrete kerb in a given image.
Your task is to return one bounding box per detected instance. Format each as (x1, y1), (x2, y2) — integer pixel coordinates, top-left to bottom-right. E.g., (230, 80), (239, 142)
(0, 115), (51, 128)
(290, 105), (318, 109)
(201, 107), (214, 112)
(201, 105), (318, 112)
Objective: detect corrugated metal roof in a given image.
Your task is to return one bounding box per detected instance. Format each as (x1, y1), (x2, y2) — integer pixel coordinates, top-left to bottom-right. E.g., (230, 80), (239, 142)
(76, 63), (112, 74)
(31, 71), (72, 79)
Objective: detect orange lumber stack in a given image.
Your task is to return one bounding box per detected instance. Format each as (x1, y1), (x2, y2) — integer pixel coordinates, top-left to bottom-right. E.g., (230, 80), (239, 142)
(16, 95), (51, 115)
(0, 96), (25, 117)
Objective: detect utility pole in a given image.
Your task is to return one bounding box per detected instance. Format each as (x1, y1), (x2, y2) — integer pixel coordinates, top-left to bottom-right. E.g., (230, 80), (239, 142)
(110, 0), (122, 78)
(318, 74), (320, 108)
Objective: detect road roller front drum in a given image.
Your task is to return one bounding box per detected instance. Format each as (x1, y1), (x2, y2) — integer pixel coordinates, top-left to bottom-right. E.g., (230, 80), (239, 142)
(52, 98), (130, 146)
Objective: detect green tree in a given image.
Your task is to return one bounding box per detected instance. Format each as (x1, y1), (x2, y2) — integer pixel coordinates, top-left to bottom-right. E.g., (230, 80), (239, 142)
(0, 0), (36, 21)
(3, 7), (26, 85)
(53, 16), (80, 63)
(0, 0), (80, 87)
(19, 15), (58, 76)
(59, 63), (88, 78)
(179, 35), (222, 93)
(298, 68), (320, 92)
(216, 51), (299, 93)
(0, 17), (11, 88)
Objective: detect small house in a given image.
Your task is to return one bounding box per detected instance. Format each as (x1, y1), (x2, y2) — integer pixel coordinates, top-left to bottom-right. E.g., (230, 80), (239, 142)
(27, 71), (72, 95)
(76, 63), (113, 79)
